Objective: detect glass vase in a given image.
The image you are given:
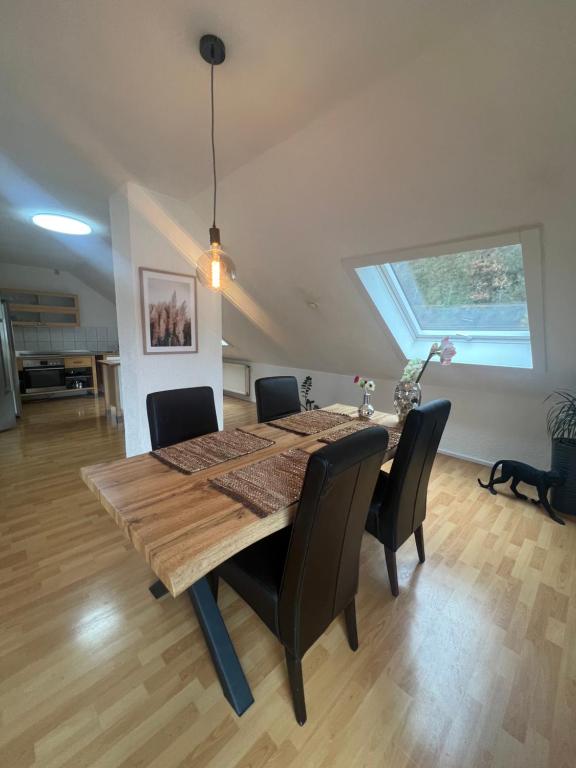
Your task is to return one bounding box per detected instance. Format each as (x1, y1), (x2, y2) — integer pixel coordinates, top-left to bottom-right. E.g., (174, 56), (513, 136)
(358, 391), (375, 419)
(393, 381), (422, 423)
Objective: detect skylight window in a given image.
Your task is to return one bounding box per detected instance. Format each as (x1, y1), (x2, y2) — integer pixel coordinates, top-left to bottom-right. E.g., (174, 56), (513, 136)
(347, 229), (545, 371)
(389, 245), (529, 334)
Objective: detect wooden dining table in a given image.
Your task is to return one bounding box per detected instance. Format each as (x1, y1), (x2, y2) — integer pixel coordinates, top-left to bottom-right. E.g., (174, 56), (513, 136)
(81, 403), (400, 716)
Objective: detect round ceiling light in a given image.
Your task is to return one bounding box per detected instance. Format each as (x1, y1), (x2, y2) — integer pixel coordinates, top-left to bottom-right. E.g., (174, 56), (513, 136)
(32, 213), (92, 235)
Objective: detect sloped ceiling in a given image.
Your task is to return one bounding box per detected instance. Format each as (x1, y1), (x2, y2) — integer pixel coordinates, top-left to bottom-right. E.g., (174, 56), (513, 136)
(0, 0), (474, 300)
(192, 1), (576, 393)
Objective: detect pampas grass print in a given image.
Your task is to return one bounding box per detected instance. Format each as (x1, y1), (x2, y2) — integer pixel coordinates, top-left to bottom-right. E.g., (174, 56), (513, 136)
(149, 290), (192, 347)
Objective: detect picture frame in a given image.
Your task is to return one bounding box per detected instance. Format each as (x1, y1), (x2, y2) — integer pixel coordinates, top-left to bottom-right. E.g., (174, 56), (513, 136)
(139, 268), (198, 354)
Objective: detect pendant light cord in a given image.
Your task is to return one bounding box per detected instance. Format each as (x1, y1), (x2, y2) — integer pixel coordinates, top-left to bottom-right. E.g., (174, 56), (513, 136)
(210, 62), (217, 229)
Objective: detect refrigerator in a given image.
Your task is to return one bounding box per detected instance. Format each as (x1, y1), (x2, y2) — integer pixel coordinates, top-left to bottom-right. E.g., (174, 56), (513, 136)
(0, 299), (21, 431)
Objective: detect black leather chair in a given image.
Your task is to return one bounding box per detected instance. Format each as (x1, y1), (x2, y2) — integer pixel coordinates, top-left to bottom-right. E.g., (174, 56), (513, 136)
(146, 386), (218, 450)
(146, 386), (220, 600)
(214, 426), (389, 725)
(254, 376), (301, 423)
(365, 400), (451, 597)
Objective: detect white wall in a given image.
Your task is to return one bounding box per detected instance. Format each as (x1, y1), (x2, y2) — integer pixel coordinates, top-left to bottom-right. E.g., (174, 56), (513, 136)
(187, 7), (576, 472)
(249, 362), (550, 469)
(110, 182), (222, 457)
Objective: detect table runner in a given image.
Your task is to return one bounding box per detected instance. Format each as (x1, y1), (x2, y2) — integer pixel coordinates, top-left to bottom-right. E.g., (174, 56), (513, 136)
(319, 421), (403, 451)
(269, 409), (352, 436)
(151, 429), (275, 474)
(210, 448), (310, 518)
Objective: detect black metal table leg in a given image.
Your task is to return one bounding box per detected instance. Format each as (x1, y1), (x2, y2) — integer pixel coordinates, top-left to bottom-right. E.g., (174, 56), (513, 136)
(187, 577), (254, 716)
(149, 579), (169, 599)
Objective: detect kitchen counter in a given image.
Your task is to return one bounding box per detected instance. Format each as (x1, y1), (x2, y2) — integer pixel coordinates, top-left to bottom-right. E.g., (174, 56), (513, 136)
(17, 352), (103, 400)
(98, 358), (122, 421)
(16, 349), (118, 357)
(98, 358), (120, 366)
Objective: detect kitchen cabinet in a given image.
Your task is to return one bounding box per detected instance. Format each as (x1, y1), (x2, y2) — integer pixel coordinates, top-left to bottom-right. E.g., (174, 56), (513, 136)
(18, 354), (99, 399)
(1, 289), (80, 327)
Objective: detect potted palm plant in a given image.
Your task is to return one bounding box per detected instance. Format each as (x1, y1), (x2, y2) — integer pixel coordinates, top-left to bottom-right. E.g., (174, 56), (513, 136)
(547, 390), (576, 515)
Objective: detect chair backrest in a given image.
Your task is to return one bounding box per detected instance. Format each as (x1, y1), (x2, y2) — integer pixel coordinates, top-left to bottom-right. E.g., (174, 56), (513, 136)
(278, 426), (389, 657)
(254, 376), (301, 423)
(384, 399), (451, 551)
(146, 386), (218, 450)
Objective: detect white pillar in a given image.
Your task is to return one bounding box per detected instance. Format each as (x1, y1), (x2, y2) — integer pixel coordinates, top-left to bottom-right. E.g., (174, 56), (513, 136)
(109, 182), (222, 456)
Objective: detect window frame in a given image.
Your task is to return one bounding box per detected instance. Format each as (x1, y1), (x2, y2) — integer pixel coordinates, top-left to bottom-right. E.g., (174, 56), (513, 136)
(343, 227), (546, 372)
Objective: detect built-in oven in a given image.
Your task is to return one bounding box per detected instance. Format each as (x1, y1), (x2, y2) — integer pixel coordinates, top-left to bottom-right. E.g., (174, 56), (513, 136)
(21, 358), (66, 393)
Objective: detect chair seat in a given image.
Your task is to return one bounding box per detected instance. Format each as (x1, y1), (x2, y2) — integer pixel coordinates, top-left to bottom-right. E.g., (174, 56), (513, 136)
(218, 527), (292, 634)
(365, 470), (390, 539)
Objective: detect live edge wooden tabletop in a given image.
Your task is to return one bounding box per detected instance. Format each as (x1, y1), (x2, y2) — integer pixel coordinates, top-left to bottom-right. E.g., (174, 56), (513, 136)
(81, 404), (399, 598)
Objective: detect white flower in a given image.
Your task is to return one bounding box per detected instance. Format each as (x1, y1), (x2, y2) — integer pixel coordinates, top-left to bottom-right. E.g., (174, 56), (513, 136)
(366, 380), (375, 392)
(401, 359), (423, 383)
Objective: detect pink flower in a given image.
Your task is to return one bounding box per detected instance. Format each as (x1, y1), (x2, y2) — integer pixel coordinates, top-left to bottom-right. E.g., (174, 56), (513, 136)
(353, 375), (360, 383)
(439, 337), (456, 365)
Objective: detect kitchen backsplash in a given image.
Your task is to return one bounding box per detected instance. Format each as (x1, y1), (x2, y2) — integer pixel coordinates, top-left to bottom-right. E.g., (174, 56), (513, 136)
(13, 325), (119, 353)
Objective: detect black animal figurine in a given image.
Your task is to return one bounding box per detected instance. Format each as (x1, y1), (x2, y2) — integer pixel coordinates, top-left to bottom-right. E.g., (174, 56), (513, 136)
(478, 460), (565, 525)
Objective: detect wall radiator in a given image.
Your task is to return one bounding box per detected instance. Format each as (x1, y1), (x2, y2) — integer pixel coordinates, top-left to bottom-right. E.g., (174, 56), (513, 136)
(223, 360), (251, 398)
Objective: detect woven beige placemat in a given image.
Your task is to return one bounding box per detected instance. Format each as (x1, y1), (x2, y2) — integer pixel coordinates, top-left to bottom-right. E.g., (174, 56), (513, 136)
(269, 409), (352, 436)
(319, 422), (403, 451)
(210, 448), (310, 518)
(151, 429), (274, 474)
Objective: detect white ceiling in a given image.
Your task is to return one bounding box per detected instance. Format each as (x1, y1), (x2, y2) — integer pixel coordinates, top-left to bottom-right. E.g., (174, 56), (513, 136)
(0, 0), (474, 299)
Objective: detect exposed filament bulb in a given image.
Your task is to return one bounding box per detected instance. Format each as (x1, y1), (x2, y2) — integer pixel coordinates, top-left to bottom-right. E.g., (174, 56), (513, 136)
(210, 244), (221, 290)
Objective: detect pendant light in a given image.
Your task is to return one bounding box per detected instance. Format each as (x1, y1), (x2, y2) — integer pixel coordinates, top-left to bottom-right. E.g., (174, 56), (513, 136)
(200, 34), (236, 289)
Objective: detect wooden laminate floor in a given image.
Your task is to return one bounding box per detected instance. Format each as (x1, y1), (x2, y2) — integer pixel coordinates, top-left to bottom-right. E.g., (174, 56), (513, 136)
(0, 396), (575, 768)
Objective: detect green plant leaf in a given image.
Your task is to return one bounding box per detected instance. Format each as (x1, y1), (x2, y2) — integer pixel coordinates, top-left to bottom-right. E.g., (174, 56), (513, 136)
(546, 390), (576, 440)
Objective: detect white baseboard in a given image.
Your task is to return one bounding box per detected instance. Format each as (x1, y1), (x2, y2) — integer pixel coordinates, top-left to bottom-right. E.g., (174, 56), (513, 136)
(223, 390), (252, 402)
(438, 448), (493, 467)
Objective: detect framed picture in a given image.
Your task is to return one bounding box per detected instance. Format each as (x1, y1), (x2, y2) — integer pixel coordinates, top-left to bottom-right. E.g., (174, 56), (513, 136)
(139, 268), (198, 354)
